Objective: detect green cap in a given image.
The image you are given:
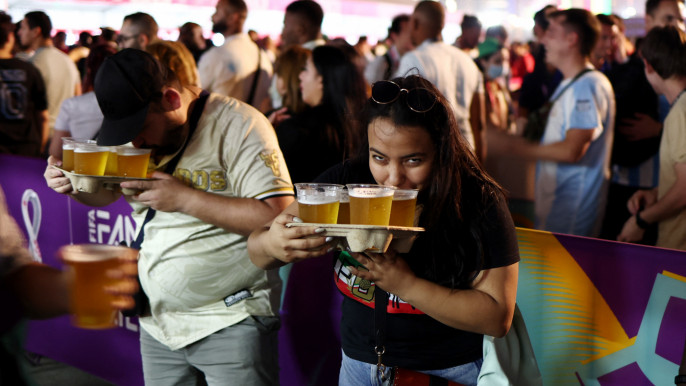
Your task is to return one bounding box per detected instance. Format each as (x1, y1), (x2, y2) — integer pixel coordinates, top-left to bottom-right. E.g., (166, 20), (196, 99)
(478, 38), (500, 58)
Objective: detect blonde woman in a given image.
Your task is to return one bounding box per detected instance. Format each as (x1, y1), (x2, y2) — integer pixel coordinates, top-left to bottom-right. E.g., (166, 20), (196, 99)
(146, 40), (200, 87)
(267, 45), (309, 127)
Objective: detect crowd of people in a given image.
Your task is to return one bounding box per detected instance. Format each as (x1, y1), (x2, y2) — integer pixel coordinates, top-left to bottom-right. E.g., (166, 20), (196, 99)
(2, 0), (686, 384)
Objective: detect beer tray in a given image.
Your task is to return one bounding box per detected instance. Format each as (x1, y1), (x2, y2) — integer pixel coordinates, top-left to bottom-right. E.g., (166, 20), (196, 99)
(285, 223), (424, 253)
(52, 166), (155, 195)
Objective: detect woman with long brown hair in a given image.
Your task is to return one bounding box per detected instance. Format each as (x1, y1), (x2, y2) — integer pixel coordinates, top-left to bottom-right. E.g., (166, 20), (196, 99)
(275, 44), (367, 184)
(249, 75), (519, 385)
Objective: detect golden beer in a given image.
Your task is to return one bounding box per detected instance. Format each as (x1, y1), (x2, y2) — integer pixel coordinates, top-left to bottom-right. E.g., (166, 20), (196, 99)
(62, 147), (75, 171)
(389, 197), (418, 226)
(347, 184), (396, 226)
(117, 153), (151, 178)
(62, 138), (95, 172)
(104, 149), (118, 176)
(294, 183), (344, 224)
(337, 201), (350, 224)
(59, 244), (137, 329)
(299, 199), (340, 224)
(74, 148), (108, 175)
(389, 189), (419, 227)
(349, 195), (393, 225)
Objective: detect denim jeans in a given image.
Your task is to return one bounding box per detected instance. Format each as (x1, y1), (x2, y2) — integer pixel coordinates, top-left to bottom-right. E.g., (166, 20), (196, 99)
(338, 350), (483, 386)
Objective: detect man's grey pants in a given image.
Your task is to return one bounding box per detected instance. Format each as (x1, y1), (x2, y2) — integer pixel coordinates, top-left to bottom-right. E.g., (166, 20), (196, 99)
(140, 316), (280, 386)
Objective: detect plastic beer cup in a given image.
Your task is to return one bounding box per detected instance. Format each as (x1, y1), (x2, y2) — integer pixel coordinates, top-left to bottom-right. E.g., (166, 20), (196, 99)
(61, 137), (75, 172)
(74, 142), (109, 175)
(346, 184), (395, 226)
(104, 147), (119, 176)
(61, 138), (94, 172)
(59, 244), (138, 329)
(295, 183), (344, 224)
(116, 147), (151, 178)
(389, 189), (419, 227)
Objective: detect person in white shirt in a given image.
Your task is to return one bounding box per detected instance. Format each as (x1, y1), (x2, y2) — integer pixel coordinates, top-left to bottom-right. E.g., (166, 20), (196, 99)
(395, 1), (486, 159)
(198, 0), (272, 112)
(489, 9), (615, 238)
(364, 14), (414, 85)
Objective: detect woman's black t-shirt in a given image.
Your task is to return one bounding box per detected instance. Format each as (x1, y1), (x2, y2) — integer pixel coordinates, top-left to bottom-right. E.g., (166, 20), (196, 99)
(275, 106), (346, 185)
(315, 159), (520, 371)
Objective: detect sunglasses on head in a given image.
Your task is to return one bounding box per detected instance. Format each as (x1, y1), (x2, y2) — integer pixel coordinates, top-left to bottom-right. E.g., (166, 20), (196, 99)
(371, 80), (437, 113)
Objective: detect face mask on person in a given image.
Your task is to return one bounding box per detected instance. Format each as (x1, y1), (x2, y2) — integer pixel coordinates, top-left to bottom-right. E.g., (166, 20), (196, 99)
(487, 65), (504, 79)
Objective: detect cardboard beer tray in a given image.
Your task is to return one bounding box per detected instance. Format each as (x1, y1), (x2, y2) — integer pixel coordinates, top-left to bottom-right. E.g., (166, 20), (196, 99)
(285, 223), (424, 253)
(53, 166), (155, 195)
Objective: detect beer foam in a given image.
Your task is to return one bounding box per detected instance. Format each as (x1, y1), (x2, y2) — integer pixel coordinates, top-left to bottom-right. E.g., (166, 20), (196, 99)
(63, 144), (75, 150)
(349, 188), (394, 198)
(60, 244), (135, 262)
(74, 147), (103, 153)
(298, 196), (339, 205)
(393, 189), (418, 200)
(117, 147), (150, 156)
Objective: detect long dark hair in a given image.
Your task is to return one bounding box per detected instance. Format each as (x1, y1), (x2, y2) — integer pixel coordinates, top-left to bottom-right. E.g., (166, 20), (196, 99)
(363, 75), (504, 289)
(311, 44), (367, 158)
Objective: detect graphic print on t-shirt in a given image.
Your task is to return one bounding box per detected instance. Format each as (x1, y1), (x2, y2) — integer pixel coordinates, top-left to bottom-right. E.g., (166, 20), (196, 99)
(0, 69), (28, 120)
(334, 252), (424, 315)
(175, 168), (228, 192)
(259, 150), (282, 177)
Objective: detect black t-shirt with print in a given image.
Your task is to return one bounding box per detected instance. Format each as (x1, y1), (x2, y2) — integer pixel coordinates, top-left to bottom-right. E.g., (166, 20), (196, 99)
(275, 106), (346, 185)
(315, 159), (520, 370)
(0, 59), (48, 157)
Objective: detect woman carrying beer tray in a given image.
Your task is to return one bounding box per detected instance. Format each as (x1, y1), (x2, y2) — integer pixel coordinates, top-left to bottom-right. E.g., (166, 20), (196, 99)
(248, 75), (520, 386)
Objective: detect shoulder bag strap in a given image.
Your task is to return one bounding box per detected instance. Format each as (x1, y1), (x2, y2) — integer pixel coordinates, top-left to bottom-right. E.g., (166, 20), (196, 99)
(247, 45), (262, 107)
(550, 68), (593, 103)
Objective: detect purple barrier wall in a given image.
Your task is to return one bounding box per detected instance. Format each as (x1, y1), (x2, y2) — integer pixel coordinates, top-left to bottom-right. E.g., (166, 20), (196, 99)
(4, 154), (685, 385)
(1, 154), (342, 386)
(2, 154), (143, 385)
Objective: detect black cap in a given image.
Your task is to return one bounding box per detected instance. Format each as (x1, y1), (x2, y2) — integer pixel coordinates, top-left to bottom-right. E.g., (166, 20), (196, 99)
(94, 49), (165, 146)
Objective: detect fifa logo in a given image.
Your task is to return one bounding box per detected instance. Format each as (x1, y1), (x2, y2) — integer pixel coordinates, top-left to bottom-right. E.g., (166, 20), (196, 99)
(88, 209), (136, 245)
(21, 189), (42, 262)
